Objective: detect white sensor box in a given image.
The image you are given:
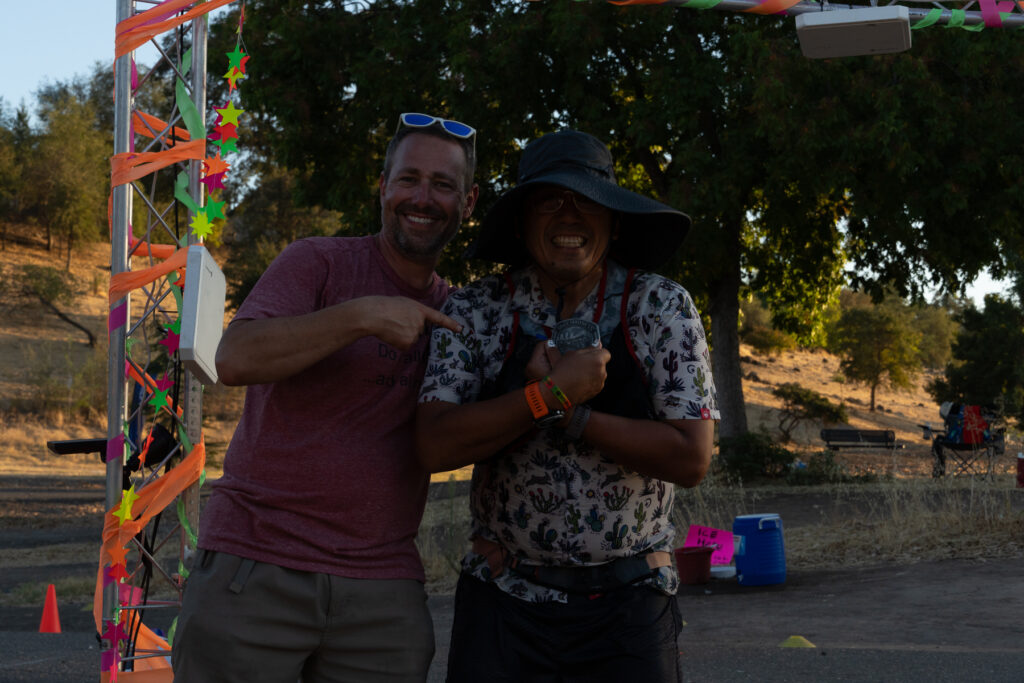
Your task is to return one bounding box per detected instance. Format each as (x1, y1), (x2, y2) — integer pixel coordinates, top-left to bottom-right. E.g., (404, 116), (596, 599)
(179, 244), (226, 385)
(796, 7), (912, 59)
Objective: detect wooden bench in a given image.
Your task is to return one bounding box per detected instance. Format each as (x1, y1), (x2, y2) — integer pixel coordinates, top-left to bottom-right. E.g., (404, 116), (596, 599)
(820, 429), (901, 451)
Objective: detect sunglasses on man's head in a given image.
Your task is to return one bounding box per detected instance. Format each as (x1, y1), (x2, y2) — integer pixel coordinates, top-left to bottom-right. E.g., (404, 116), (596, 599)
(398, 113), (476, 141)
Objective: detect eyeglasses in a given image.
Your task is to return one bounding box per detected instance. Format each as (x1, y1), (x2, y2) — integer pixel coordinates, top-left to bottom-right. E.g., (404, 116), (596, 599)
(397, 113), (476, 141)
(532, 190), (607, 215)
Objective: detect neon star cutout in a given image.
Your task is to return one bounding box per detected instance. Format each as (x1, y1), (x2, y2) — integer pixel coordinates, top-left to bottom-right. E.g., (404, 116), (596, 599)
(159, 327), (180, 355)
(113, 486), (141, 525)
(210, 137), (239, 154)
(214, 101), (244, 127)
(148, 383), (171, 410)
(107, 544), (128, 567)
(103, 620), (127, 645)
(190, 210), (213, 240)
(203, 153), (230, 177)
(227, 46), (248, 72)
(200, 173), (226, 192)
(224, 67), (245, 91)
(107, 563), (130, 584)
(214, 122), (238, 141)
(206, 197), (227, 221)
(155, 373), (174, 392)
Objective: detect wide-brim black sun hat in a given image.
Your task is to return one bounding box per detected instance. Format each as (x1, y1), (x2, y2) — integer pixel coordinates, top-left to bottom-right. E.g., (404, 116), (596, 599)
(466, 130), (691, 270)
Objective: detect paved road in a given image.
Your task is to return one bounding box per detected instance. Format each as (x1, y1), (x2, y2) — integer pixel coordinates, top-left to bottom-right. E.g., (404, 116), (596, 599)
(3, 557), (1023, 682)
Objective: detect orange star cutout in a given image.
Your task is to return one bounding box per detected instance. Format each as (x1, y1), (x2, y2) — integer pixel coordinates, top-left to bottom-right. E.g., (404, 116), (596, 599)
(107, 544), (129, 567)
(203, 153), (230, 177)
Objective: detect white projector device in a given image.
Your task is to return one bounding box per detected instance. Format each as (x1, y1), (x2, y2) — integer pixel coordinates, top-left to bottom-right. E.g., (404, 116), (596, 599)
(796, 7), (912, 59)
(179, 244), (226, 385)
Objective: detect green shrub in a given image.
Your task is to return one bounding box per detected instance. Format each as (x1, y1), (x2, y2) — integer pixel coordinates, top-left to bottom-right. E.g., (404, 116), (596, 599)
(716, 432), (795, 483)
(742, 325), (797, 356)
(772, 382), (848, 441)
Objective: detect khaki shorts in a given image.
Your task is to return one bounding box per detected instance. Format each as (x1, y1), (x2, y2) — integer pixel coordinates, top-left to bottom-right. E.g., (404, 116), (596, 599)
(171, 550), (434, 682)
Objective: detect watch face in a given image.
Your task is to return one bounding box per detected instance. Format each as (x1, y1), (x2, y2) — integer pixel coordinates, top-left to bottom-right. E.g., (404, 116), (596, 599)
(534, 410), (566, 429)
(551, 319), (601, 353)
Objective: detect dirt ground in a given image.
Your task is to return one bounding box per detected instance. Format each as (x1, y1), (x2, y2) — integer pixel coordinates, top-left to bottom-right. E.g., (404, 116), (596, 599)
(2, 231), (1023, 680)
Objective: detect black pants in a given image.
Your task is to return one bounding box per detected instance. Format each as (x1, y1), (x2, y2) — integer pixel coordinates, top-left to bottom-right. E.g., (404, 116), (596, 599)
(446, 572), (682, 683)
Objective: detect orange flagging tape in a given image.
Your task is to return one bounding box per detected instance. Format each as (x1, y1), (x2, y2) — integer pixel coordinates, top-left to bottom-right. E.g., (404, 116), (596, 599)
(93, 439), (205, 674)
(133, 111), (190, 143)
(108, 246), (188, 303)
(115, 0), (236, 58)
(111, 139), (206, 188)
(129, 241), (178, 260)
(742, 0), (801, 13)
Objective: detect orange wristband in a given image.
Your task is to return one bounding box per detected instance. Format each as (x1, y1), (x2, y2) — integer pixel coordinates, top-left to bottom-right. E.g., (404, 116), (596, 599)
(524, 381), (548, 420)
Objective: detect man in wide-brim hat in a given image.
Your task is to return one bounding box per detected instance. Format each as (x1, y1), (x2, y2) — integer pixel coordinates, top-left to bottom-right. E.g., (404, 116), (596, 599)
(416, 129), (719, 681)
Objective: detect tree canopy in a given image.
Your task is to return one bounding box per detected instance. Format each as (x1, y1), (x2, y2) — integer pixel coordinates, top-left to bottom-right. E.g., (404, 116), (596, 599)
(209, 0), (1024, 440)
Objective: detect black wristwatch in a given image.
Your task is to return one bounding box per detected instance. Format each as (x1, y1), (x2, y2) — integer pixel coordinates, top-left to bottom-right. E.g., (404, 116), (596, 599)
(524, 381), (565, 429)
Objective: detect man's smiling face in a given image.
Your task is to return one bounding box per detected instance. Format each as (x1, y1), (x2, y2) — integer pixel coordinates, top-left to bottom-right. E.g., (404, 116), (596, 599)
(522, 185), (614, 289)
(379, 132), (474, 263)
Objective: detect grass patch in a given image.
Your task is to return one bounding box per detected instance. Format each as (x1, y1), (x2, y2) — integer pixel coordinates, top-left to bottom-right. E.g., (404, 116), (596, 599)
(0, 574), (96, 607)
(786, 477), (1024, 569)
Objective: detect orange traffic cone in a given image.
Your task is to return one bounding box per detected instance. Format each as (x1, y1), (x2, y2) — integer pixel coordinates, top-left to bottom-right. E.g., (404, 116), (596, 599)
(39, 583), (61, 633)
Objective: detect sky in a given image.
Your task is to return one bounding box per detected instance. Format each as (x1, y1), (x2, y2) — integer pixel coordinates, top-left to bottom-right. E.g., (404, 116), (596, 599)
(0, 1), (1014, 306)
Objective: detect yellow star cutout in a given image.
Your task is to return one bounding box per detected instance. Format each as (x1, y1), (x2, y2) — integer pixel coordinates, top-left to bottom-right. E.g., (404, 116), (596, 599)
(113, 486), (140, 526)
(215, 101), (244, 127)
(190, 210), (213, 240)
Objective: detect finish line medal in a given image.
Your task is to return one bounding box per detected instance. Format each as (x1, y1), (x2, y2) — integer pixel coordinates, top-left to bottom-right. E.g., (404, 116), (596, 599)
(549, 319), (601, 353)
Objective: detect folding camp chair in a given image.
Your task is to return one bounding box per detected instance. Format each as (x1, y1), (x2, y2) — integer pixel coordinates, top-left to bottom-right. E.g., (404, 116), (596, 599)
(930, 404), (1005, 477)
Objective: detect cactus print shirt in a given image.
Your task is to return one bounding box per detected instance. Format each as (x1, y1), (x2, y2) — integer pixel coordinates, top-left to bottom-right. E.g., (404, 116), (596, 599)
(418, 261), (719, 603)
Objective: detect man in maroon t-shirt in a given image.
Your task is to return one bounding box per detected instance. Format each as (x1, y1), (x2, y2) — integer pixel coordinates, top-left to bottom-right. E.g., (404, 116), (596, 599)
(172, 114), (478, 682)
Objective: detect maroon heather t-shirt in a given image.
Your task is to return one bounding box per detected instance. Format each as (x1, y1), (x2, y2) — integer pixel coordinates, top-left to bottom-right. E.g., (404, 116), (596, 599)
(199, 235), (450, 581)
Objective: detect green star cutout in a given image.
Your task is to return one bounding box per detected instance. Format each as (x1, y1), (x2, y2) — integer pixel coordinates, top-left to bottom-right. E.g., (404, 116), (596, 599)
(210, 137), (238, 154)
(226, 46), (247, 71)
(215, 101), (244, 127)
(206, 198), (227, 221)
(190, 210), (213, 240)
(148, 386), (170, 410)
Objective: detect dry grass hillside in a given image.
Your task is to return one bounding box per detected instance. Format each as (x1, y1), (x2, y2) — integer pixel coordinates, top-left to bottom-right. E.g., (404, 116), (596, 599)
(0, 228), (1015, 478)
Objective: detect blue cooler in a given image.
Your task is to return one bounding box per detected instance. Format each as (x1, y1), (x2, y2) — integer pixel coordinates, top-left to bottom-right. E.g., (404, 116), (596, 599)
(733, 513), (786, 586)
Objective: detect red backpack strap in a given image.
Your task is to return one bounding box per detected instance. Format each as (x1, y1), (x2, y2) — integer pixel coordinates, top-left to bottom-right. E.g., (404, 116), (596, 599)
(620, 268), (646, 380)
(502, 271), (519, 363)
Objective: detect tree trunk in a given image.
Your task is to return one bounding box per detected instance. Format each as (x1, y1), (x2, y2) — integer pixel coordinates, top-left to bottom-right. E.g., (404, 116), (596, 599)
(37, 295), (96, 347)
(708, 214), (748, 442)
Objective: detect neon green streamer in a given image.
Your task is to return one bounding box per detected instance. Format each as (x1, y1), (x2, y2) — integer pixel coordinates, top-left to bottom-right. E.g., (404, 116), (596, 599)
(175, 171), (202, 214)
(169, 272), (184, 311)
(947, 9), (966, 27)
(177, 423), (193, 453)
(167, 616), (178, 648)
(911, 9), (942, 29)
(177, 499), (199, 548)
(683, 0), (724, 8)
(175, 48), (204, 139)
